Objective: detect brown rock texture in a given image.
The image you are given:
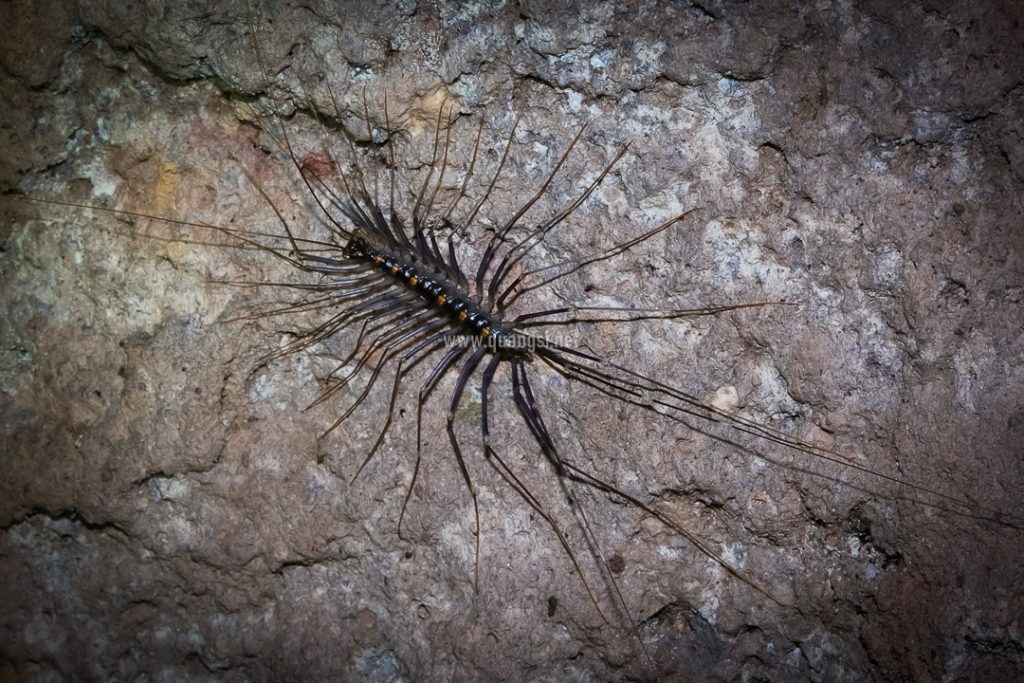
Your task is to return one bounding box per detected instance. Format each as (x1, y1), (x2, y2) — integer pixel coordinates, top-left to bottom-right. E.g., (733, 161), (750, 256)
(2, 0), (1023, 680)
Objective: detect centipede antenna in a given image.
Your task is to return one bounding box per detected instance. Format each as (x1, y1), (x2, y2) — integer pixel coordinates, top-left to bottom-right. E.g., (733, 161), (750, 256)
(276, 58), (365, 248)
(211, 276), (378, 291)
(382, 92), (398, 223)
(318, 79), (369, 223)
(221, 286), (384, 322)
(245, 7), (367, 254)
(362, 90), (417, 255)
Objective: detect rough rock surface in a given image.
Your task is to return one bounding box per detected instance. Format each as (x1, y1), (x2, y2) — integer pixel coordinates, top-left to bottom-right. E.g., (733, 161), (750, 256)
(2, 0), (1023, 680)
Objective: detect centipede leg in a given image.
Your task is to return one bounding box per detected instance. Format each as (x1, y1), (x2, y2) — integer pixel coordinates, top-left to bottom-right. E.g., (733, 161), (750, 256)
(479, 353), (501, 454)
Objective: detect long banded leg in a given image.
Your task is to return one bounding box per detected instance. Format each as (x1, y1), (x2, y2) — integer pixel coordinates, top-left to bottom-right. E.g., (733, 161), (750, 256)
(562, 460), (784, 606)
(477, 353), (612, 620)
(544, 346), (1021, 525)
(513, 300), (784, 327)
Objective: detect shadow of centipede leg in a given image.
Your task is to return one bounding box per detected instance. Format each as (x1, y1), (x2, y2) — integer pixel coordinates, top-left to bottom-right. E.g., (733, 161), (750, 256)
(399, 344), (468, 539)
(351, 330), (449, 483)
(446, 346), (488, 592)
(318, 309), (438, 437)
(512, 362), (656, 665)
(505, 360), (610, 621)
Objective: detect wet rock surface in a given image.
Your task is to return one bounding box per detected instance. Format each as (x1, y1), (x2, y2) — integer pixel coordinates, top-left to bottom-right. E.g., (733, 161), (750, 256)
(2, 0), (1023, 680)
